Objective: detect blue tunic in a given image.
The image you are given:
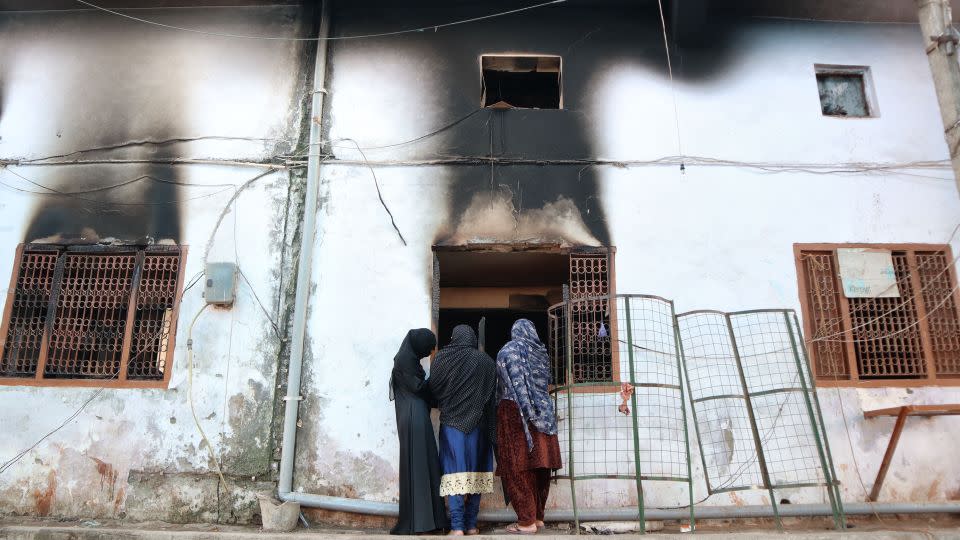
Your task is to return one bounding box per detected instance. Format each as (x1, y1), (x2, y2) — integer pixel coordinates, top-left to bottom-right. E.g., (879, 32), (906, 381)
(438, 424), (494, 496)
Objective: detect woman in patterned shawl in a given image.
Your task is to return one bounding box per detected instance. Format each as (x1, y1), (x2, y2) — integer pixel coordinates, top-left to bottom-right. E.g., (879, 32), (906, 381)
(495, 319), (561, 535)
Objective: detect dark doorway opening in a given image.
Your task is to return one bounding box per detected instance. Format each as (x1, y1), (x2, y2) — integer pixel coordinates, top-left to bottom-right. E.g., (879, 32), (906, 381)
(438, 308), (549, 357)
(435, 249), (567, 358)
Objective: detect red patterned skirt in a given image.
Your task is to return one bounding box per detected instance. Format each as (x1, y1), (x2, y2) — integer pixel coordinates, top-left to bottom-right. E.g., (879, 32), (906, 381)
(495, 399), (562, 475)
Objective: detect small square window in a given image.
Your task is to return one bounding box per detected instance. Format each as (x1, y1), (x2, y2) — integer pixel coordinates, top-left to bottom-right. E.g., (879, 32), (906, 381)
(481, 55), (562, 110)
(815, 65), (875, 118)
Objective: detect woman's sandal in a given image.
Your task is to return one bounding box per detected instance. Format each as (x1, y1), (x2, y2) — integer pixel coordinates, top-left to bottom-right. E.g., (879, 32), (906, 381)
(505, 523), (537, 535)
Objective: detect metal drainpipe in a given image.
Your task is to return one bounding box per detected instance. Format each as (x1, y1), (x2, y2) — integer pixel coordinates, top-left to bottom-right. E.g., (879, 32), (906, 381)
(275, 0), (960, 523)
(281, 491), (960, 521)
(276, 0), (332, 497)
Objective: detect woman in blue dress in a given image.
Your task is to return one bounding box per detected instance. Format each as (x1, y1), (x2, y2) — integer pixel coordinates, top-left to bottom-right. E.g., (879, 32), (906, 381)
(429, 325), (499, 536)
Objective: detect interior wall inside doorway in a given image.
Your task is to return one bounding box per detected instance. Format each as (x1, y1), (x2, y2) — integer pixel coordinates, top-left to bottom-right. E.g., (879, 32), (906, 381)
(435, 249), (569, 356)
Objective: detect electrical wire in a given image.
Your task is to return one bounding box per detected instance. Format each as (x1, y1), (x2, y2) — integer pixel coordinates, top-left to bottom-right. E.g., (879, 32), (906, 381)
(0, 175), (235, 206)
(318, 109), (486, 153)
(338, 138), (408, 246)
(0, 372), (118, 475)
(2, 167), (238, 195)
(655, 0), (684, 169)
(74, 0), (567, 42)
(238, 268), (284, 340)
(18, 136), (282, 164)
(203, 170), (279, 266)
(186, 303), (230, 491)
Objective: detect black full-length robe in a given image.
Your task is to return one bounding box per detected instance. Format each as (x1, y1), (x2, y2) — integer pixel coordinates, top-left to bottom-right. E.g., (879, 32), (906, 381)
(390, 329), (448, 535)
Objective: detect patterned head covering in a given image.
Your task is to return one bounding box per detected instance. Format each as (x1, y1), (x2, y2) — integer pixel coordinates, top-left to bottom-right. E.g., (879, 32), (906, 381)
(429, 325), (498, 444)
(496, 319), (558, 449)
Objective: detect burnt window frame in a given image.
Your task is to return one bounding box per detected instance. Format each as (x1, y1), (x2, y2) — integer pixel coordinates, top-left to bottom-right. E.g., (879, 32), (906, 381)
(814, 64), (878, 118)
(0, 243), (187, 389)
(480, 54), (563, 110)
(795, 243), (960, 387)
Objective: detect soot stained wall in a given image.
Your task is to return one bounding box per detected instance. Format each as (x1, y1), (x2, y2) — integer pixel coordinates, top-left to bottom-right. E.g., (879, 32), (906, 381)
(330, 1), (743, 247)
(1, 6), (309, 245)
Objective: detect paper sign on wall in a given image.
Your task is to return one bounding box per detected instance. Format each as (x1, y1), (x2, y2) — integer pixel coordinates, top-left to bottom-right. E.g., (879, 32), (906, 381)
(836, 248), (899, 298)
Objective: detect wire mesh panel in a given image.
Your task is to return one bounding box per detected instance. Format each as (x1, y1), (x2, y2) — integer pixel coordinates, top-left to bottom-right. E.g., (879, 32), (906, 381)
(553, 295), (690, 482)
(555, 390), (636, 478)
(730, 312), (826, 488)
(550, 294), (695, 531)
(0, 248), (58, 377)
(678, 308), (844, 529)
(45, 252), (137, 379)
(549, 302), (567, 386)
(127, 251), (180, 380)
(917, 251), (960, 377)
(676, 311), (764, 492)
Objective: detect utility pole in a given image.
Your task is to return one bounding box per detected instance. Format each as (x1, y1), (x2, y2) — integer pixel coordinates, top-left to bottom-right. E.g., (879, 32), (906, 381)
(917, 0), (960, 197)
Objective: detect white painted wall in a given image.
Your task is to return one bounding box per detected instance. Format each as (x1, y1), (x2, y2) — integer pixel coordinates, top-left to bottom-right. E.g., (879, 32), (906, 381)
(304, 17), (960, 512)
(0, 6), (307, 520)
(1, 5), (958, 523)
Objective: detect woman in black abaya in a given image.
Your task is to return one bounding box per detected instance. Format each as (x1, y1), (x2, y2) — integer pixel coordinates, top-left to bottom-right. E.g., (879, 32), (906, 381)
(390, 328), (448, 535)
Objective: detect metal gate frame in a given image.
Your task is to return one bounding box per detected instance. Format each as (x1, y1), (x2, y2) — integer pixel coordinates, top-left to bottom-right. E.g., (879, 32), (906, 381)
(548, 295), (845, 533)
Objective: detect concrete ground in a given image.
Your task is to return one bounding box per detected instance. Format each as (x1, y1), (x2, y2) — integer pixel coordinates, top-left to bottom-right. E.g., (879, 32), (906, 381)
(3, 516), (960, 540)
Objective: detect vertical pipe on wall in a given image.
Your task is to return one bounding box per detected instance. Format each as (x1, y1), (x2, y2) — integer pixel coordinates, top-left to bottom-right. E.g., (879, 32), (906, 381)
(916, 0), (960, 197)
(277, 0), (332, 496)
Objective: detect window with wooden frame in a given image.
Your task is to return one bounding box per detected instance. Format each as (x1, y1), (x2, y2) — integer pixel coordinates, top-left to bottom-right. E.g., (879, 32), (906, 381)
(795, 243), (960, 386)
(0, 244), (187, 388)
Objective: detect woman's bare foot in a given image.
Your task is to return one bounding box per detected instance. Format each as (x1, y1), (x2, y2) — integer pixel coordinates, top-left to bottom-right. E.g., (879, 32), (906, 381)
(535, 521), (545, 530)
(505, 523), (537, 535)
(466, 528), (480, 536)
(448, 530), (465, 536)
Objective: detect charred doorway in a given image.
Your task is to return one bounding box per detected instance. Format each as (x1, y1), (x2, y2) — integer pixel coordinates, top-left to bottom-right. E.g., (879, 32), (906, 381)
(433, 247), (613, 361)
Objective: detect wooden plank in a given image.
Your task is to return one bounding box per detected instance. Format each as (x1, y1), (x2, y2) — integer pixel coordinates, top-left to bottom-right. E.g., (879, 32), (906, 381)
(865, 404), (960, 417)
(833, 251), (861, 383)
(117, 251), (145, 383)
(906, 252), (937, 380)
(0, 244), (25, 373)
(868, 406), (910, 502)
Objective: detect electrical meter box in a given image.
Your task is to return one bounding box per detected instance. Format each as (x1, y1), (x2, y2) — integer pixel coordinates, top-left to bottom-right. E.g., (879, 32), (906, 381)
(204, 262), (237, 306)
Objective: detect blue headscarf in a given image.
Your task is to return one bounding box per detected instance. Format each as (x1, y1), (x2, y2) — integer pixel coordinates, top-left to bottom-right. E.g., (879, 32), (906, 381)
(496, 319), (558, 449)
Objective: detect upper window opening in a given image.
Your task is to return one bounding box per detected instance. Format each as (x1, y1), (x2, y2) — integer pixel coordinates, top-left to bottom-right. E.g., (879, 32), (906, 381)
(815, 65), (875, 118)
(0, 244), (186, 388)
(481, 55), (562, 110)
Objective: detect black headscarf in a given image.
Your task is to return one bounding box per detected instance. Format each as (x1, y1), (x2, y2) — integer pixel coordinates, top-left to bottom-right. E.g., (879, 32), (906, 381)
(428, 325), (498, 445)
(390, 328), (437, 401)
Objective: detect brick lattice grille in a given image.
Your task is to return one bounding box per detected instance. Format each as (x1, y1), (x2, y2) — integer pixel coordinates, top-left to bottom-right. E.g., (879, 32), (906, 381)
(0, 251), (58, 376)
(800, 252), (850, 379)
(917, 251), (960, 376)
(0, 245), (184, 385)
(569, 253), (612, 382)
(848, 253), (925, 379)
(46, 253), (137, 379)
(128, 253), (180, 380)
